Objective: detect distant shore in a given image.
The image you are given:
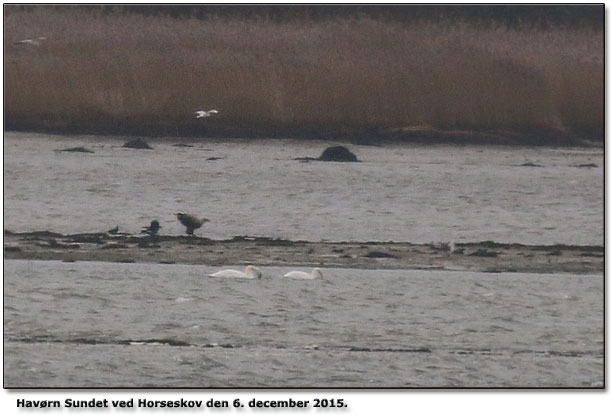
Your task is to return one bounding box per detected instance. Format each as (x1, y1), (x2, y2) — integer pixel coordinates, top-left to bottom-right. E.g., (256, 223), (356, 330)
(4, 6), (603, 147)
(3, 126), (603, 148)
(4, 230), (603, 274)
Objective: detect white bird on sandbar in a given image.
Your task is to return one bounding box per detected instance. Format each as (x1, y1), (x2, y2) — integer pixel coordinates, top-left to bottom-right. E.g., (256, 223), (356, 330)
(208, 265), (262, 279)
(195, 109), (219, 119)
(283, 268), (324, 280)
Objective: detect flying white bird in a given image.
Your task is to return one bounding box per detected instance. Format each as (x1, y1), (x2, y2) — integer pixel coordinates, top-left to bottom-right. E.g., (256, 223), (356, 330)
(15, 37), (46, 46)
(283, 268), (324, 280)
(208, 265), (262, 279)
(195, 109), (219, 119)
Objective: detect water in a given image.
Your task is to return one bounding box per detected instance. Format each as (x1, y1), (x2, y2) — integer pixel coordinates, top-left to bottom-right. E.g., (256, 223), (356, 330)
(3, 260), (603, 387)
(3, 132), (603, 245)
(3, 132), (603, 387)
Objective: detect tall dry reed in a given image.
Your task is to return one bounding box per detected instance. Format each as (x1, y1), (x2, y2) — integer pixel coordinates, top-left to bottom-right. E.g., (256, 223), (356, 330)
(3, 7), (603, 142)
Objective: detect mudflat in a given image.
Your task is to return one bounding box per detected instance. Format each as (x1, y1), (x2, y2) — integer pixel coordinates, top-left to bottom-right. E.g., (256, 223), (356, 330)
(3, 230), (603, 274)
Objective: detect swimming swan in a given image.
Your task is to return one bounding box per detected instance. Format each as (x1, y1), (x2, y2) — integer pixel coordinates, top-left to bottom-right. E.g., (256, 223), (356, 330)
(208, 265), (262, 279)
(283, 268), (324, 280)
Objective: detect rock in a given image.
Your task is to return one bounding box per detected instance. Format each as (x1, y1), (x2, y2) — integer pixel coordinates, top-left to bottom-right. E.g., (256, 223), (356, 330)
(123, 138), (153, 149)
(365, 251), (397, 258)
(572, 163), (598, 168)
(57, 147), (94, 153)
(318, 146), (358, 162)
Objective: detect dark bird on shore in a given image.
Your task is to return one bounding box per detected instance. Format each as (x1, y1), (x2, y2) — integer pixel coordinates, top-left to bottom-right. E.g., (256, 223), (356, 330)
(176, 213), (209, 235)
(142, 220), (161, 236)
(107, 226), (119, 234)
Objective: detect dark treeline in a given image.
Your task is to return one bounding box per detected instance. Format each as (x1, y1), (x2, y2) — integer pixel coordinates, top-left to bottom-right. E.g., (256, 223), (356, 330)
(5, 4), (604, 29)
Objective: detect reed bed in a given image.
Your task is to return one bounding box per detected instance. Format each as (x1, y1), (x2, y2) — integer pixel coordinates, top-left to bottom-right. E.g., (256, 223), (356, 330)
(3, 6), (603, 143)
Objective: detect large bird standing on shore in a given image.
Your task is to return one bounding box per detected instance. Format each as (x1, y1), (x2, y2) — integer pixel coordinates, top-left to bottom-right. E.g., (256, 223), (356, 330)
(176, 213), (209, 235)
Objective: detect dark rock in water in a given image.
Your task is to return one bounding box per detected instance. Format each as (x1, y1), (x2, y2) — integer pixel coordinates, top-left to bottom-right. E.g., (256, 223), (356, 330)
(365, 251), (397, 258)
(173, 143), (193, 148)
(58, 147), (94, 153)
(4, 246), (22, 252)
(123, 138), (153, 149)
(519, 162), (542, 167)
(319, 146), (359, 162)
(206, 157), (223, 161)
(572, 163), (598, 168)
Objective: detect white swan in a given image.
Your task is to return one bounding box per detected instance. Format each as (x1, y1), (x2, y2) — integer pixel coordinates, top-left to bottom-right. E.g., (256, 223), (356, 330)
(208, 265), (262, 279)
(195, 109), (219, 119)
(283, 268), (324, 280)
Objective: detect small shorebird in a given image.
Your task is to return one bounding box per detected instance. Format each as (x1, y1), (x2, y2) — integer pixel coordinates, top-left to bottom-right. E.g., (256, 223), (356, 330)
(194, 109), (219, 119)
(176, 213), (209, 235)
(15, 37), (46, 46)
(142, 220), (161, 236)
(283, 268), (324, 280)
(209, 265), (262, 279)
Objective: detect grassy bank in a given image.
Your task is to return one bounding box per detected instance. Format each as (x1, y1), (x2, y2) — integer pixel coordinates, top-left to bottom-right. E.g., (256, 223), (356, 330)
(3, 6), (604, 144)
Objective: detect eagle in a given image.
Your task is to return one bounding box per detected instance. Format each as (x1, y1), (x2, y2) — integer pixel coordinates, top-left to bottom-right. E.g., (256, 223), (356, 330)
(176, 213), (209, 235)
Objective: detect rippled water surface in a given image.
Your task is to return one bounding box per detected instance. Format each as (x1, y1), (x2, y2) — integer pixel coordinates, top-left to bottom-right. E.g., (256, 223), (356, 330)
(4, 260), (603, 388)
(3, 132), (604, 387)
(3, 132), (603, 244)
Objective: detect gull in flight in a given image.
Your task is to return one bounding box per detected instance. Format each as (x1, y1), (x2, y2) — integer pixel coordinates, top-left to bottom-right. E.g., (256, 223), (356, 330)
(195, 109), (219, 119)
(208, 265), (263, 279)
(15, 37), (46, 46)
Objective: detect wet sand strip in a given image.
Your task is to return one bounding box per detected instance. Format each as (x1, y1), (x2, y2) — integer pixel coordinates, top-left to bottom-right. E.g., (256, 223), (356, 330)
(3, 230), (603, 274)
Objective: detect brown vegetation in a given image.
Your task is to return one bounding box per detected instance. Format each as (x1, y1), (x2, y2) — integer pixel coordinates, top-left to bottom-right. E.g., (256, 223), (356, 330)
(3, 6), (604, 143)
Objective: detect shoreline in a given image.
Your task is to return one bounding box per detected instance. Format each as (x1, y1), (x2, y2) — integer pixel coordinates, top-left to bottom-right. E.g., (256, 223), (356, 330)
(3, 231), (603, 274)
(4, 127), (603, 148)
